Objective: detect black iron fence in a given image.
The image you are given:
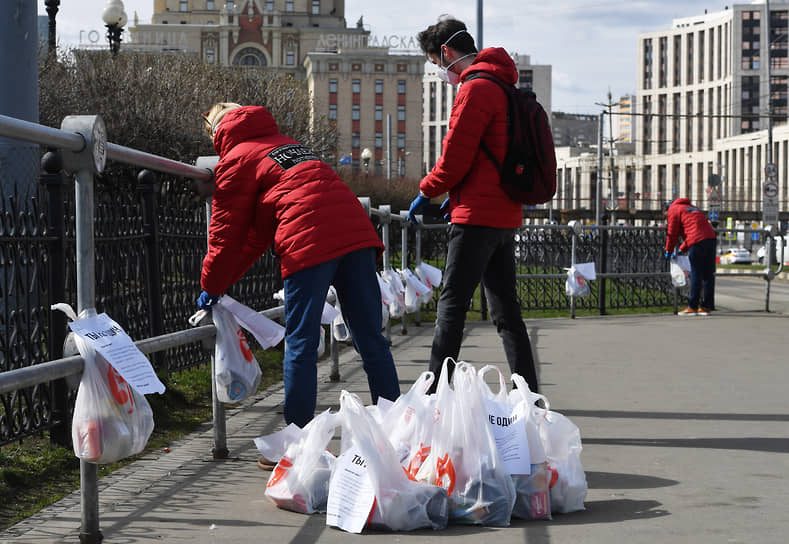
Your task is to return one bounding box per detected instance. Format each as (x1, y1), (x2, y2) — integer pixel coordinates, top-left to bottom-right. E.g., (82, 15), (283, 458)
(0, 161), (283, 446)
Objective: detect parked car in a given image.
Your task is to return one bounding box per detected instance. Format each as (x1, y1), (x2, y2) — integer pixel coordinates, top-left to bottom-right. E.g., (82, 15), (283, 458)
(720, 247), (752, 264)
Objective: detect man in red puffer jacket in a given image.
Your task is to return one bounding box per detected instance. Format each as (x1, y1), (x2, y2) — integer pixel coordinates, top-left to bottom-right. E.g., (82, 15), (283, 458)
(407, 17), (538, 395)
(664, 198), (717, 316)
(197, 103), (400, 436)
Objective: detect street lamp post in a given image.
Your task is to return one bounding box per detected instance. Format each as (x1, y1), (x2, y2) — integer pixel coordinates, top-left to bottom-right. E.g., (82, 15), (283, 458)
(45, 0), (60, 55)
(101, 0), (128, 56)
(361, 147), (372, 176)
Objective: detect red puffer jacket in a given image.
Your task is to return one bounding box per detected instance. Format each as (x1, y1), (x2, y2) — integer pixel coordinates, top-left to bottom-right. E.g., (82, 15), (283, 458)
(201, 106), (383, 296)
(665, 198), (717, 252)
(419, 47), (524, 228)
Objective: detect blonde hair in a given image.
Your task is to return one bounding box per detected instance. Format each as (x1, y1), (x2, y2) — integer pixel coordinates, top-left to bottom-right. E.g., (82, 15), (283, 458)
(201, 102), (242, 137)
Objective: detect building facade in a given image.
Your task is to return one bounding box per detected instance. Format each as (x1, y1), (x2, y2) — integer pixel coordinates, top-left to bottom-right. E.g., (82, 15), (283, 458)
(552, 112), (598, 148)
(131, 0), (424, 176)
(557, 3), (789, 221)
(635, 3), (789, 214)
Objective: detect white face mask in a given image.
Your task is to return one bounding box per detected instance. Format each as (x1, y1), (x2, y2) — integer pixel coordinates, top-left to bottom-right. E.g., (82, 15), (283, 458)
(437, 53), (475, 85)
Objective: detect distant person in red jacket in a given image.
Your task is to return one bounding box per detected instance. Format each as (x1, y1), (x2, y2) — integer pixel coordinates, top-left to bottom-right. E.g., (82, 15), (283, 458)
(664, 198), (717, 316)
(407, 17), (539, 394)
(197, 103), (400, 441)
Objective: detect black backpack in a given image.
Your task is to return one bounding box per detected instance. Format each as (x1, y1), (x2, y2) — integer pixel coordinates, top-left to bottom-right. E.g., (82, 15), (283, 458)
(465, 72), (557, 205)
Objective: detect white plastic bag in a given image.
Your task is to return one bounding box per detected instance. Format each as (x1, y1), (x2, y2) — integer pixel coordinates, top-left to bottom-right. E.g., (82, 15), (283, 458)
(327, 286), (350, 342)
(219, 295), (285, 348)
(265, 410), (340, 514)
(400, 269), (431, 312)
(670, 256), (691, 288)
(212, 302), (262, 403)
(381, 371), (436, 477)
(55, 304), (154, 464)
(415, 360), (516, 526)
(415, 261), (443, 290)
(381, 269), (406, 318)
(516, 377), (587, 514)
(533, 403), (588, 514)
(565, 266), (590, 297)
(328, 391), (448, 532)
(506, 373), (552, 520)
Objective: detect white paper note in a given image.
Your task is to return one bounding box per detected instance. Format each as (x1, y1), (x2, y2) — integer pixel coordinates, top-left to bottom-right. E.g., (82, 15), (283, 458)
(326, 447), (376, 533)
(69, 313), (165, 395)
(483, 398), (531, 475)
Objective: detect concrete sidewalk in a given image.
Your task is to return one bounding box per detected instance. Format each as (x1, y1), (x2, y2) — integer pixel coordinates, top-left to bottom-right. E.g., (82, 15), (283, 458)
(3, 305), (789, 543)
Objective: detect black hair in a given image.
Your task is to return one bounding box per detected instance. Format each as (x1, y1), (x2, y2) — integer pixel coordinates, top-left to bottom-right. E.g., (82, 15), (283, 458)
(417, 16), (477, 57)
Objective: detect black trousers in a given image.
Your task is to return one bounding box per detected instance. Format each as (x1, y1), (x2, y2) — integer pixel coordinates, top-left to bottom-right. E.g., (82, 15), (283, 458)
(428, 224), (539, 393)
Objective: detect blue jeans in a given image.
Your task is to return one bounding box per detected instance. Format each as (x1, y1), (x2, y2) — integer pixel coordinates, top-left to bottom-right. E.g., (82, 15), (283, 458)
(687, 238), (716, 310)
(428, 224), (538, 393)
(282, 247), (400, 427)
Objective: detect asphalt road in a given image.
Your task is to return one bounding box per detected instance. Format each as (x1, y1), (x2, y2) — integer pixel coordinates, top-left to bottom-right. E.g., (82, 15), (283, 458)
(715, 275), (789, 314)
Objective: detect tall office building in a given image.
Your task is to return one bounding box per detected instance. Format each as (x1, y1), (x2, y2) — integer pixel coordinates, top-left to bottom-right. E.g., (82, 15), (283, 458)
(636, 3), (789, 212)
(615, 94), (636, 144)
(131, 1), (424, 176)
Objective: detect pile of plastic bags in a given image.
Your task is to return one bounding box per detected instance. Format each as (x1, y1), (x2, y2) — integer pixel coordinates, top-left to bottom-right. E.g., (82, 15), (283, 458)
(255, 358), (587, 533)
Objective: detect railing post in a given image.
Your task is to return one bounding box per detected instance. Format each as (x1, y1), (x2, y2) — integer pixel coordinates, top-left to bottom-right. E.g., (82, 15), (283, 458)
(378, 205), (394, 340)
(414, 218), (422, 326)
(60, 114), (106, 544)
(41, 150), (70, 446)
(137, 170), (166, 375)
(598, 227), (608, 316)
(397, 209), (408, 336)
(568, 222), (578, 319)
(203, 198), (228, 459)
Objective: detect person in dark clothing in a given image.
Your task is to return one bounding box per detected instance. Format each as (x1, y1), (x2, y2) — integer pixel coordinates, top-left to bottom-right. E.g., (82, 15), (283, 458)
(408, 17), (539, 393)
(664, 198), (717, 316)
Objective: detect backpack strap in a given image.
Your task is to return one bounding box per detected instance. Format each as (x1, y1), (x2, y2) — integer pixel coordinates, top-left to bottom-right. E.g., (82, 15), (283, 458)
(464, 71), (517, 174)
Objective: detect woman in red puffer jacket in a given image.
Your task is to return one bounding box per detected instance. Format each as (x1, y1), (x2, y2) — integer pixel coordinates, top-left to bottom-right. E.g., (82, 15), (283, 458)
(197, 103), (400, 435)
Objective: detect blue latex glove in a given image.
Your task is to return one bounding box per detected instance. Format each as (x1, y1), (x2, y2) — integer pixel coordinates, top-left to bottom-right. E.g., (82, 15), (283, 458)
(439, 197), (450, 221)
(407, 194), (430, 223)
(197, 291), (220, 310)
(664, 251), (672, 261)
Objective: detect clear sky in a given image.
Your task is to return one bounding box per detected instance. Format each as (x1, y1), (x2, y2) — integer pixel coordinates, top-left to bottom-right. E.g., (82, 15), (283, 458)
(39, 0), (741, 114)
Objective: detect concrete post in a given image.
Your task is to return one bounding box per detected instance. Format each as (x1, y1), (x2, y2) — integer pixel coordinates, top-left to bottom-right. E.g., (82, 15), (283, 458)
(0, 0), (39, 197)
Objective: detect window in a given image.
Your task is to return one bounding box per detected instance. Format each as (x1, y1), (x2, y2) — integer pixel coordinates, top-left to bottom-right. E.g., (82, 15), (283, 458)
(265, 0), (273, 10)
(352, 104), (360, 121)
(329, 79), (337, 93)
(286, 0), (294, 12)
(397, 105), (406, 122)
(375, 104), (383, 121)
(375, 79), (383, 94)
(207, 0), (214, 9)
(328, 104), (337, 120)
(180, 0), (188, 12)
(286, 51), (295, 66)
(352, 79), (361, 93)
(397, 133), (405, 149)
(312, 1), (320, 15)
(352, 132), (360, 148)
(375, 132), (383, 148)
(226, 0), (234, 9)
(643, 38), (652, 89)
(397, 79), (406, 94)
(232, 47), (267, 66)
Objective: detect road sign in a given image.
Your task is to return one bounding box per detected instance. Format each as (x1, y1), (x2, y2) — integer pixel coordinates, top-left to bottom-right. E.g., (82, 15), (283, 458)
(765, 162), (777, 178)
(751, 222), (760, 241)
(764, 180), (779, 199)
(763, 178), (779, 226)
(708, 210), (719, 222)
